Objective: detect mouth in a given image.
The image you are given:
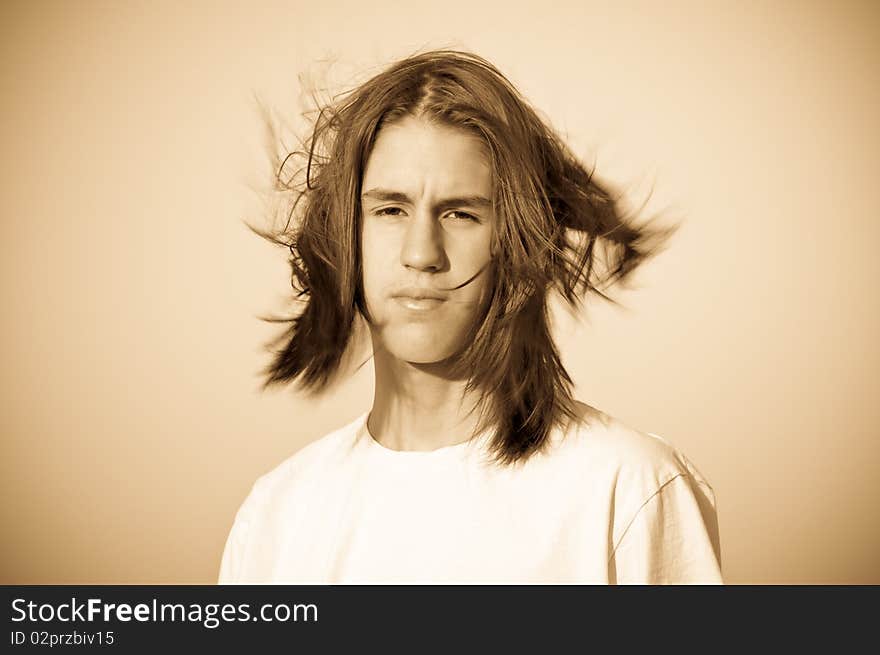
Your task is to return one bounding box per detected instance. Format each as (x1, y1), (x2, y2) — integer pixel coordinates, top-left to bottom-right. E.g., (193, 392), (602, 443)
(393, 296), (445, 311)
(391, 287), (448, 312)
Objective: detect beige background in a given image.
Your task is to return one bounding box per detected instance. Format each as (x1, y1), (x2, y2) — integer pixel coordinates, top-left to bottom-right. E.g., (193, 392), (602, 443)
(2, 0), (877, 584)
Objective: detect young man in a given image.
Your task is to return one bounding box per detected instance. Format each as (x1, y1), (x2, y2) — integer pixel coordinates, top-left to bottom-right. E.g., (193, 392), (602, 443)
(219, 50), (722, 584)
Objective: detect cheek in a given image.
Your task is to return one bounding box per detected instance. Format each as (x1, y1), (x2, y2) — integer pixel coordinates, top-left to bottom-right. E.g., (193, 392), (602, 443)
(360, 223), (380, 281)
(360, 225), (394, 307)
(361, 258), (384, 304)
(450, 235), (494, 290)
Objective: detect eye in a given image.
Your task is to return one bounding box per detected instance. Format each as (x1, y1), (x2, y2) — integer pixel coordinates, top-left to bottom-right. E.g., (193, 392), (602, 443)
(374, 206), (405, 217)
(444, 210), (480, 223)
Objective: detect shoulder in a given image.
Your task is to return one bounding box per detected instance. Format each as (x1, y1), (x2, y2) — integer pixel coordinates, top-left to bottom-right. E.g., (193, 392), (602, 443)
(550, 401), (714, 501)
(232, 413), (366, 520)
(555, 403), (720, 566)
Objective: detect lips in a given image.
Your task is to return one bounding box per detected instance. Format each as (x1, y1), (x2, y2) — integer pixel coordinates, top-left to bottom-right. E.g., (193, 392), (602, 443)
(392, 287), (448, 301)
(391, 287), (447, 311)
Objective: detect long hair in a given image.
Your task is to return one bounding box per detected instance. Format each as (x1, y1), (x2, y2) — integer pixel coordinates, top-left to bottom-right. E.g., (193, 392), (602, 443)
(249, 50), (676, 466)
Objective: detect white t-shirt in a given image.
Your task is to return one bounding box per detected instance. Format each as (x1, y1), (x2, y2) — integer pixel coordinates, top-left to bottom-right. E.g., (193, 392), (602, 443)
(218, 404), (722, 584)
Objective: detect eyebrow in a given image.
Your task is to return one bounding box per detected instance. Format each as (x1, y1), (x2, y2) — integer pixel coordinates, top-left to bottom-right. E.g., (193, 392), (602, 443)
(361, 188), (493, 212)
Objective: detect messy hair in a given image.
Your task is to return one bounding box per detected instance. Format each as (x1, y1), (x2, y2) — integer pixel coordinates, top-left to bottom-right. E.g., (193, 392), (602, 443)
(250, 50), (676, 466)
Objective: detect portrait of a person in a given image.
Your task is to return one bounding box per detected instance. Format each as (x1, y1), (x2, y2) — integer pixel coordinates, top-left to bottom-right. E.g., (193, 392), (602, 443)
(218, 50), (723, 584)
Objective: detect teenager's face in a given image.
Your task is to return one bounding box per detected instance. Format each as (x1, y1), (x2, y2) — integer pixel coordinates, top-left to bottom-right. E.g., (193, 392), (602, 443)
(360, 115), (495, 366)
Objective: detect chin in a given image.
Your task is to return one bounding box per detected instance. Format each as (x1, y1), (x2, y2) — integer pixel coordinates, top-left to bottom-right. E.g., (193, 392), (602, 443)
(386, 342), (457, 366)
(378, 326), (462, 365)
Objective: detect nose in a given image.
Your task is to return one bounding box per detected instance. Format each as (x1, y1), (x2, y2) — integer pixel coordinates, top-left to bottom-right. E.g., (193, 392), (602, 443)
(400, 215), (446, 272)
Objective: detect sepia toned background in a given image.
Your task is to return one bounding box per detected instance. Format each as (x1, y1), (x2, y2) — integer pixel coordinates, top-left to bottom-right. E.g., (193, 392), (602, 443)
(2, 0), (877, 584)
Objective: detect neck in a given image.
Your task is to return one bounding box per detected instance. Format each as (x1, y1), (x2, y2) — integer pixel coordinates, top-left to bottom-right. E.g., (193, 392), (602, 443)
(368, 346), (483, 452)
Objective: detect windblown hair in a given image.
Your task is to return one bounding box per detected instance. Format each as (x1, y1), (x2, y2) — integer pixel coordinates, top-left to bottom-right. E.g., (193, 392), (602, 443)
(251, 50), (676, 466)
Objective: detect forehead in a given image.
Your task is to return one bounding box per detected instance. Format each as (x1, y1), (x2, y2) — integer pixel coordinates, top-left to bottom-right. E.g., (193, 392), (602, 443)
(362, 115), (492, 195)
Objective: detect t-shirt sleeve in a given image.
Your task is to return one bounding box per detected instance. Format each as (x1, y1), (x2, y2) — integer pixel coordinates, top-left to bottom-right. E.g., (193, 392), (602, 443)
(217, 481), (264, 585)
(218, 514), (249, 585)
(609, 473), (723, 584)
